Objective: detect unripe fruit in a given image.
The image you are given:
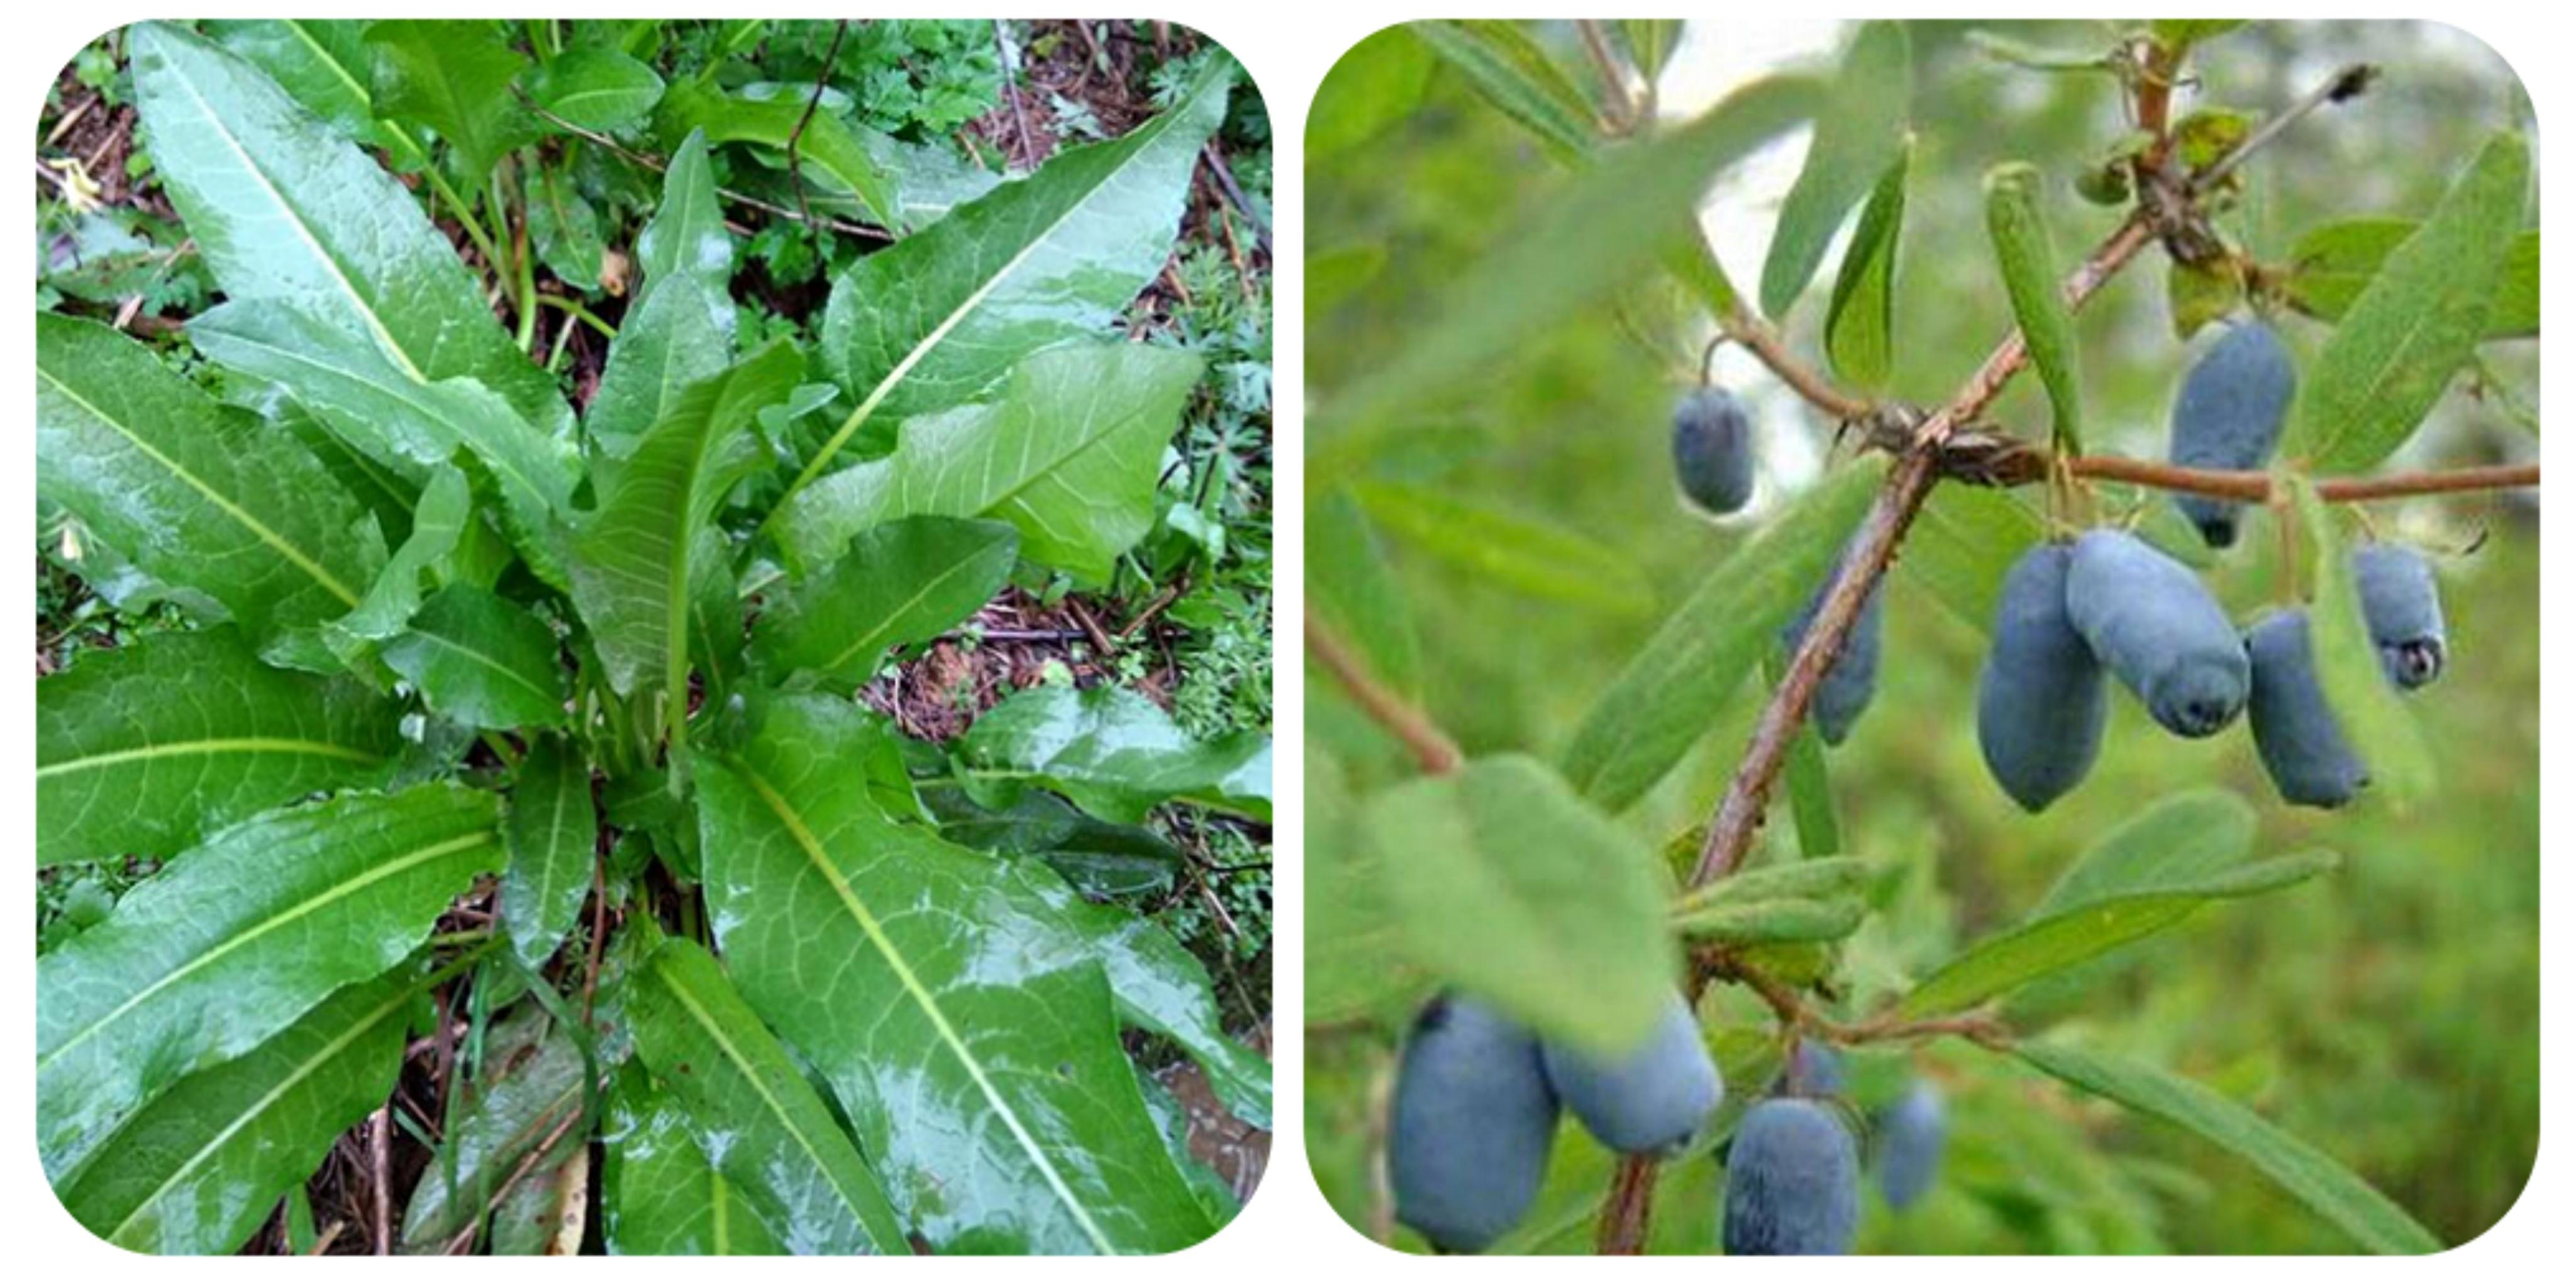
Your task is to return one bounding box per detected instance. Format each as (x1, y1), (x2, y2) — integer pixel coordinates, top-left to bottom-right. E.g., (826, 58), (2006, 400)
(2353, 543), (2446, 690)
(2167, 320), (2296, 548)
(1723, 1098), (1861, 1256)
(2245, 609), (2369, 808)
(1874, 1081), (1946, 1212)
(1772, 1039), (1845, 1098)
(1541, 989), (1723, 1154)
(1673, 386), (1756, 515)
(1977, 542), (2109, 811)
(2065, 529), (2250, 738)
(1782, 548), (1884, 747)
(1389, 995), (1559, 1253)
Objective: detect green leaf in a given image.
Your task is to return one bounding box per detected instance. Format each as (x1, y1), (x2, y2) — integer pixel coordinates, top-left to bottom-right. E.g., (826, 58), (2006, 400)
(1671, 896), (1865, 946)
(2285, 218), (2537, 342)
(1985, 161), (2085, 454)
(530, 47), (664, 132)
(2148, 20), (2251, 55)
(772, 342), (1202, 582)
(1766, 655), (1843, 856)
(1365, 755), (1676, 1056)
(2016, 1042), (2441, 1254)
(1899, 851), (2336, 1018)
(382, 585), (570, 730)
(400, 1005), (593, 1252)
(654, 79), (903, 231)
(37, 784), (500, 1179)
(2167, 255), (2245, 341)
(1562, 460), (1880, 811)
(325, 465), (473, 664)
(587, 131), (738, 456)
(1899, 485), (2046, 633)
(1307, 25), (1435, 160)
(1823, 143), (1909, 390)
(1761, 21), (1911, 319)
(958, 684), (1272, 824)
(37, 312), (383, 655)
(930, 791), (1182, 898)
(569, 342), (802, 750)
(528, 164), (606, 291)
(1619, 20), (1685, 81)
(1307, 486), (1422, 697)
(1332, 74), (1819, 429)
(1409, 20), (1598, 164)
(625, 937), (911, 1255)
(1964, 30), (2119, 74)
(2295, 482), (2435, 803)
(696, 696), (1217, 1252)
(2292, 133), (2529, 471)
(190, 299), (579, 586)
(788, 60), (1230, 497)
(1351, 480), (1654, 615)
(1303, 747), (1422, 1025)
(365, 20), (539, 186)
(1306, 242), (1387, 317)
(202, 18), (414, 156)
(2032, 788), (2256, 917)
(751, 516), (1018, 690)
(601, 1069), (789, 1255)
(37, 628), (402, 866)
(501, 737), (597, 971)
(129, 23), (569, 434)
(55, 968), (419, 1254)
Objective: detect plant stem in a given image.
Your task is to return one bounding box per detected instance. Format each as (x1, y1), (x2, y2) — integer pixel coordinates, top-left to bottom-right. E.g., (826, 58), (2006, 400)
(536, 292), (618, 338)
(1575, 21), (1636, 135)
(1305, 610), (1460, 776)
(1716, 309), (1874, 421)
(416, 162), (504, 277)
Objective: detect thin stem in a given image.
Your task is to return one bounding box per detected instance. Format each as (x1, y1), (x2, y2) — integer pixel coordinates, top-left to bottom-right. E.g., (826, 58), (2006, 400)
(2191, 63), (2377, 194)
(1306, 611), (1461, 776)
(1717, 309), (1875, 421)
(415, 163), (503, 276)
(784, 20), (853, 246)
(511, 163), (540, 352)
(1575, 21), (1636, 135)
(536, 292), (618, 338)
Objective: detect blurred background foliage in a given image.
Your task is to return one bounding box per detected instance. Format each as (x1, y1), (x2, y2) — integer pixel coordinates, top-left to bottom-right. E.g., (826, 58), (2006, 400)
(1306, 19), (2534, 1253)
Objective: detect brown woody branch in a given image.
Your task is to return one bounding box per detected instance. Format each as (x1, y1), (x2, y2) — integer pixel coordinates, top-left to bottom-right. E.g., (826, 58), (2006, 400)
(1306, 611), (1462, 776)
(2068, 457), (2536, 503)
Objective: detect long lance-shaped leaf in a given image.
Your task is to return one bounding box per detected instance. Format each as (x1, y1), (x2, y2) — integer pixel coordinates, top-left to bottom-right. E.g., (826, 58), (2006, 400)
(36, 312), (384, 660)
(37, 784), (500, 1180)
(1408, 20), (1599, 165)
(1897, 851), (2338, 1018)
(625, 938), (911, 1254)
(203, 18), (418, 157)
(587, 130), (738, 456)
(1562, 460), (1882, 811)
(381, 584), (572, 731)
(697, 695), (1216, 1253)
(1985, 160), (2084, 454)
(501, 736), (598, 971)
(750, 515), (1019, 691)
(37, 628), (402, 866)
(2293, 131), (2530, 472)
(1761, 20), (1912, 319)
(780, 60), (1231, 510)
(190, 299), (578, 584)
(773, 342), (1202, 581)
(324, 464), (472, 668)
(55, 967), (421, 1254)
(364, 21), (540, 188)
(569, 342), (802, 755)
(1823, 143), (1911, 390)
(655, 81), (904, 231)
(957, 683), (1272, 824)
(601, 1067), (789, 1255)
(2017, 1042), (2443, 1253)
(128, 22), (569, 436)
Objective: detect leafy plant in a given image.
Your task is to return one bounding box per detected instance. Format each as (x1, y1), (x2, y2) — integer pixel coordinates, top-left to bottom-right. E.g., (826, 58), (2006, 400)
(36, 19), (1267, 1256)
(1307, 19), (2533, 1256)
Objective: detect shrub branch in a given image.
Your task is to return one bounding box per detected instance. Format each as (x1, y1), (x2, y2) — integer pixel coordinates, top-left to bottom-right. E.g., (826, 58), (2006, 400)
(1306, 611), (1462, 775)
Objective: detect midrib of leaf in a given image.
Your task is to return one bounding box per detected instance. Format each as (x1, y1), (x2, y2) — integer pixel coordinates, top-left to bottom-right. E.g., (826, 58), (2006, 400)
(818, 541), (1009, 675)
(37, 367), (362, 608)
(773, 112), (1194, 516)
(2311, 306), (2447, 465)
(36, 737), (382, 780)
(726, 760), (1116, 1254)
(404, 625), (558, 705)
(105, 983), (413, 1243)
(709, 1171), (735, 1253)
(38, 830), (493, 1071)
(160, 67), (428, 382)
(647, 950), (899, 1247)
